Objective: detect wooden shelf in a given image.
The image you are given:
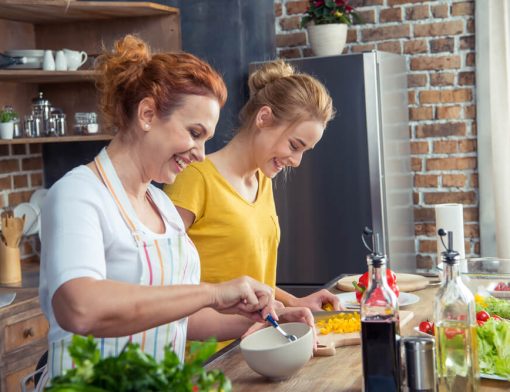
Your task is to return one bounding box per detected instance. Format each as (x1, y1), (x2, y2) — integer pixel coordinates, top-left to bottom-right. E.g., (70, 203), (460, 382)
(0, 134), (113, 144)
(0, 70), (97, 83)
(0, 1), (179, 24)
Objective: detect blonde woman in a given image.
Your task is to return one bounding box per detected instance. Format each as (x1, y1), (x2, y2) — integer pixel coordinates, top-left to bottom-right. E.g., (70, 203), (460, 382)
(165, 60), (340, 314)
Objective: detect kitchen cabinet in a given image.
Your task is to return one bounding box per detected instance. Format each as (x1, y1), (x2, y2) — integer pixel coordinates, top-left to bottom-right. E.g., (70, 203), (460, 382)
(0, 288), (48, 392)
(0, 0), (181, 144)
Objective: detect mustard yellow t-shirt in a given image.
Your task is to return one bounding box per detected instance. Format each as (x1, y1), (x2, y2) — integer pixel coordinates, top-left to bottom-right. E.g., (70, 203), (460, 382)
(164, 158), (280, 289)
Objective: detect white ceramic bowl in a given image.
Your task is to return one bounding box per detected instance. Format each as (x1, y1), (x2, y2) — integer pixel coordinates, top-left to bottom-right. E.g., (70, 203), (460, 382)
(240, 322), (313, 380)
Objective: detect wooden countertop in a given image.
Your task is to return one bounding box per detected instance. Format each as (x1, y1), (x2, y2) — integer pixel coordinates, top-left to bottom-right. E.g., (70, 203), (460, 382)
(206, 282), (508, 391)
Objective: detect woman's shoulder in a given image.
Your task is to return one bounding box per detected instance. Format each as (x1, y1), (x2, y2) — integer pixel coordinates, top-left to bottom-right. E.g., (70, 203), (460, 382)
(46, 165), (106, 202)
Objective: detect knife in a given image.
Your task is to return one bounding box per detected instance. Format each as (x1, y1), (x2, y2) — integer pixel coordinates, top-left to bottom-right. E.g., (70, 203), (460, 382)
(0, 292), (16, 308)
(312, 309), (360, 322)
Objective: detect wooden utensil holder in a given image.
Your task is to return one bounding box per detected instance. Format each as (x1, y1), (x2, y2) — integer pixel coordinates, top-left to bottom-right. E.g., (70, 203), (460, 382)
(0, 240), (21, 284)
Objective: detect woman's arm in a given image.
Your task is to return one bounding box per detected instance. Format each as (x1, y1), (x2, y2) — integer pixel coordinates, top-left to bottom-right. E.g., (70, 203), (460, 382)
(275, 287), (341, 311)
(53, 276), (275, 337)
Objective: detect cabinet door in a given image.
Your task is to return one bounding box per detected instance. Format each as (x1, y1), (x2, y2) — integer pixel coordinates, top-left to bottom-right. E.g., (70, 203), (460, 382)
(5, 364), (36, 392)
(4, 314), (49, 353)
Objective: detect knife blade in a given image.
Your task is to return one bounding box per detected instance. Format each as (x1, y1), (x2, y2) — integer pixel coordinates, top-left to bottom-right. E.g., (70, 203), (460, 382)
(312, 310), (360, 322)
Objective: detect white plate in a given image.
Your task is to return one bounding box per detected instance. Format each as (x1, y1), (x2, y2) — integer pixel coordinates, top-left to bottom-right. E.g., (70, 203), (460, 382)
(29, 188), (48, 211)
(335, 292), (420, 308)
(13, 202), (40, 236)
(5, 49), (45, 57)
(412, 327), (509, 381)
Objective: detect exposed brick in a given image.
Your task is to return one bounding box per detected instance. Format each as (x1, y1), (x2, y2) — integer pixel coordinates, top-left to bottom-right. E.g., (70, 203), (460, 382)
(452, 2), (474, 16)
(416, 122), (465, 138)
(380, 7), (402, 23)
(414, 20), (464, 37)
(464, 207), (479, 222)
(0, 159), (20, 174)
(433, 140), (457, 153)
(286, 1), (308, 15)
(29, 144), (41, 154)
(458, 71), (475, 86)
(413, 192), (419, 204)
(280, 16), (301, 31)
(430, 72), (455, 86)
(474, 241), (480, 255)
(361, 24), (410, 42)
(431, 4), (448, 18)
(0, 145), (8, 155)
(377, 41), (401, 54)
(417, 254), (433, 269)
(466, 52), (475, 67)
(388, 0), (429, 5)
(411, 141), (429, 154)
(471, 173), (478, 187)
(350, 44), (376, 53)
(404, 39), (427, 54)
(472, 122), (477, 136)
(460, 35), (475, 50)
(275, 2), (282, 18)
(459, 139), (477, 152)
(410, 55), (460, 71)
(358, 9), (376, 24)
(8, 190), (32, 205)
(467, 19), (475, 34)
(426, 157), (477, 171)
(411, 157), (422, 171)
(347, 29), (357, 43)
(464, 223), (479, 238)
(302, 47), (314, 57)
(279, 48), (301, 59)
(419, 240), (437, 253)
(12, 144), (26, 155)
(13, 174), (28, 188)
(436, 105), (462, 119)
(415, 174), (438, 187)
(414, 207), (435, 222)
(21, 157), (43, 171)
(408, 73), (427, 87)
(424, 191), (476, 205)
(406, 4), (429, 20)
(442, 174), (467, 187)
(276, 32), (306, 48)
(430, 37), (454, 53)
(465, 105), (476, 119)
(410, 107), (433, 121)
(0, 176), (11, 191)
(30, 173), (43, 187)
(415, 223), (437, 237)
(408, 90), (416, 104)
(419, 88), (472, 103)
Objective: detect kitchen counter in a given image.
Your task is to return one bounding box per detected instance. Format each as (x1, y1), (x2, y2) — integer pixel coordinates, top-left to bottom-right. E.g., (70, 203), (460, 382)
(205, 278), (508, 391)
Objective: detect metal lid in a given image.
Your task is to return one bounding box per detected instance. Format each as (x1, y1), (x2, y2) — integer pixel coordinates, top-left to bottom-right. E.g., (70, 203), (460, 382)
(403, 336), (435, 351)
(32, 92), (50, 106)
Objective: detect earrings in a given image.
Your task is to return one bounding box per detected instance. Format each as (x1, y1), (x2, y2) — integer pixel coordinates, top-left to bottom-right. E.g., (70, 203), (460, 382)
(144, 123), (150, 130)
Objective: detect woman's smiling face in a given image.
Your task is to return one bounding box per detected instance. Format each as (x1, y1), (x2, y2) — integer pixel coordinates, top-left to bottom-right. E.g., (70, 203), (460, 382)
(142, 94), (220, 184)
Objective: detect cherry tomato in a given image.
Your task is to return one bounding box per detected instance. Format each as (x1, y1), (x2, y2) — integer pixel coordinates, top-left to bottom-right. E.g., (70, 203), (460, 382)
(419, 321), (434, 335)
(477, 319), (485, 327)
(476, 310), (490, 323)
(492, 315), (503, 321)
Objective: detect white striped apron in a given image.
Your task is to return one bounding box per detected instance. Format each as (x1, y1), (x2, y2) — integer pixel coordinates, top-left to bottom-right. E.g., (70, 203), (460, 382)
(37, 148), (200, 389)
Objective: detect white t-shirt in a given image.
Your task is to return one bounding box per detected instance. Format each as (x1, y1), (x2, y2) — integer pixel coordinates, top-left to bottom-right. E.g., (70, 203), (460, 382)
(39, 165), (186, 343)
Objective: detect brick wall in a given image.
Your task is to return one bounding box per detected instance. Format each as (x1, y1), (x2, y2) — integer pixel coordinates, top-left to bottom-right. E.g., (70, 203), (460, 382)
(0, 144), (44, 262)
(275, 0), (477, 269)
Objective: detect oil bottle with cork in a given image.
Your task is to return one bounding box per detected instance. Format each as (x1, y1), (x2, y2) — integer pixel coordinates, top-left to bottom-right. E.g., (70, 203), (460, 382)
(360, 228), (401, 391)
(434, 229), (479, 391)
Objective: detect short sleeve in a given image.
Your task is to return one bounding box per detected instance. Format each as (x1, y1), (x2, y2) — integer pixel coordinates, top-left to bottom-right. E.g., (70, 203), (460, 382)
(164, 165), (207, 222)
(41, 172), (107, 301)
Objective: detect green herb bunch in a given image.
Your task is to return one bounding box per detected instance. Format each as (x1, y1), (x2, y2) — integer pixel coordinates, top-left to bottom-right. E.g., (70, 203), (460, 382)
(45, 335), (231, 392)
(301, 0), (361, 27)
(0, 107), (18, 123)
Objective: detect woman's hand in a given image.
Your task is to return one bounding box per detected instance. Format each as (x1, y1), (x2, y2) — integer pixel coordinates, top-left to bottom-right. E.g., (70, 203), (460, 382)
(291, 289), (342, 312)
(209, 276), (277, 323)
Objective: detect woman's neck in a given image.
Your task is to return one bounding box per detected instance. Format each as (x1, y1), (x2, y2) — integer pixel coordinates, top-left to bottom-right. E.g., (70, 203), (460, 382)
(212, 131), (258, 181)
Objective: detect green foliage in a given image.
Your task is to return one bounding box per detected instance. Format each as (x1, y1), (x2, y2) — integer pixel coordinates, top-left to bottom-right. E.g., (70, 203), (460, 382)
(301, 0), (361, 28)
(46, 335), (232, 392)
(0, 108), (18, 123)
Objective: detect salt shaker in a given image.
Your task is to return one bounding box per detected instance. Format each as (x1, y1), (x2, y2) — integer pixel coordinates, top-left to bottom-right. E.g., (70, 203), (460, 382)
(403, 336), (437, 392)
(55, 50), (67, 71)
(42, 50), (55, 71)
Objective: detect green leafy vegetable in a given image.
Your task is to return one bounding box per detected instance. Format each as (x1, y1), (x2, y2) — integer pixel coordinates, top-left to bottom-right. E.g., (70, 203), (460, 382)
(46, 335), (231, 392)
(476, 295), (510, 319)
(476, 318), (510, 379)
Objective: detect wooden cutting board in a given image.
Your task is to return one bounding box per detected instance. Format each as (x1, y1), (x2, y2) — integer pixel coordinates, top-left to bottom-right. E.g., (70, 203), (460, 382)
(336, 273), (430, 293)
(316, 310), (414, 352)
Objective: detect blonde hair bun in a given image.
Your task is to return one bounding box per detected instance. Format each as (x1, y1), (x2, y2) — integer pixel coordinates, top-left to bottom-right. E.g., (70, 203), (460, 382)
(248, 60), (295, 96)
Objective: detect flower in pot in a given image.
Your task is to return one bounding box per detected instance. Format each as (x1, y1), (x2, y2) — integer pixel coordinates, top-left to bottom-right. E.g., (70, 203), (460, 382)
(0, 107), (19, 140)
(301, 0), (361, 57)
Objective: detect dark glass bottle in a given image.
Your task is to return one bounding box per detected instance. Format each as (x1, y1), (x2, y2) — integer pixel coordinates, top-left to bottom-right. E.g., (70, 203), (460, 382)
(361, 250), (401, 392)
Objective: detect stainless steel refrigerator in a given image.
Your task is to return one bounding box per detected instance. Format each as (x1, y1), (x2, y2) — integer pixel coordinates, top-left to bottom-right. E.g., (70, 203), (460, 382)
(252, 51), (415, 296)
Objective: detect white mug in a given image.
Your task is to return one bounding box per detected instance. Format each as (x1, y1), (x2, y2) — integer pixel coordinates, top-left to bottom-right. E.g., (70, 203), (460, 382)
(55, 50), (67, 71)
(63, 49), (87, 71)
(42, 50), (55, 71)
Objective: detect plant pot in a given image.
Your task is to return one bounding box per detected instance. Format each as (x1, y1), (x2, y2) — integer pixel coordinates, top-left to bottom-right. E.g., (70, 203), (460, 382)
(307, 24), (348, 57)
(0, 121), (14, 139)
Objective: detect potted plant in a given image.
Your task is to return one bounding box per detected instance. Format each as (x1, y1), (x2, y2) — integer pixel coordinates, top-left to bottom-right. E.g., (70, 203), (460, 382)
(301, 0), (361, 57)
(0, 106), (18, 140)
